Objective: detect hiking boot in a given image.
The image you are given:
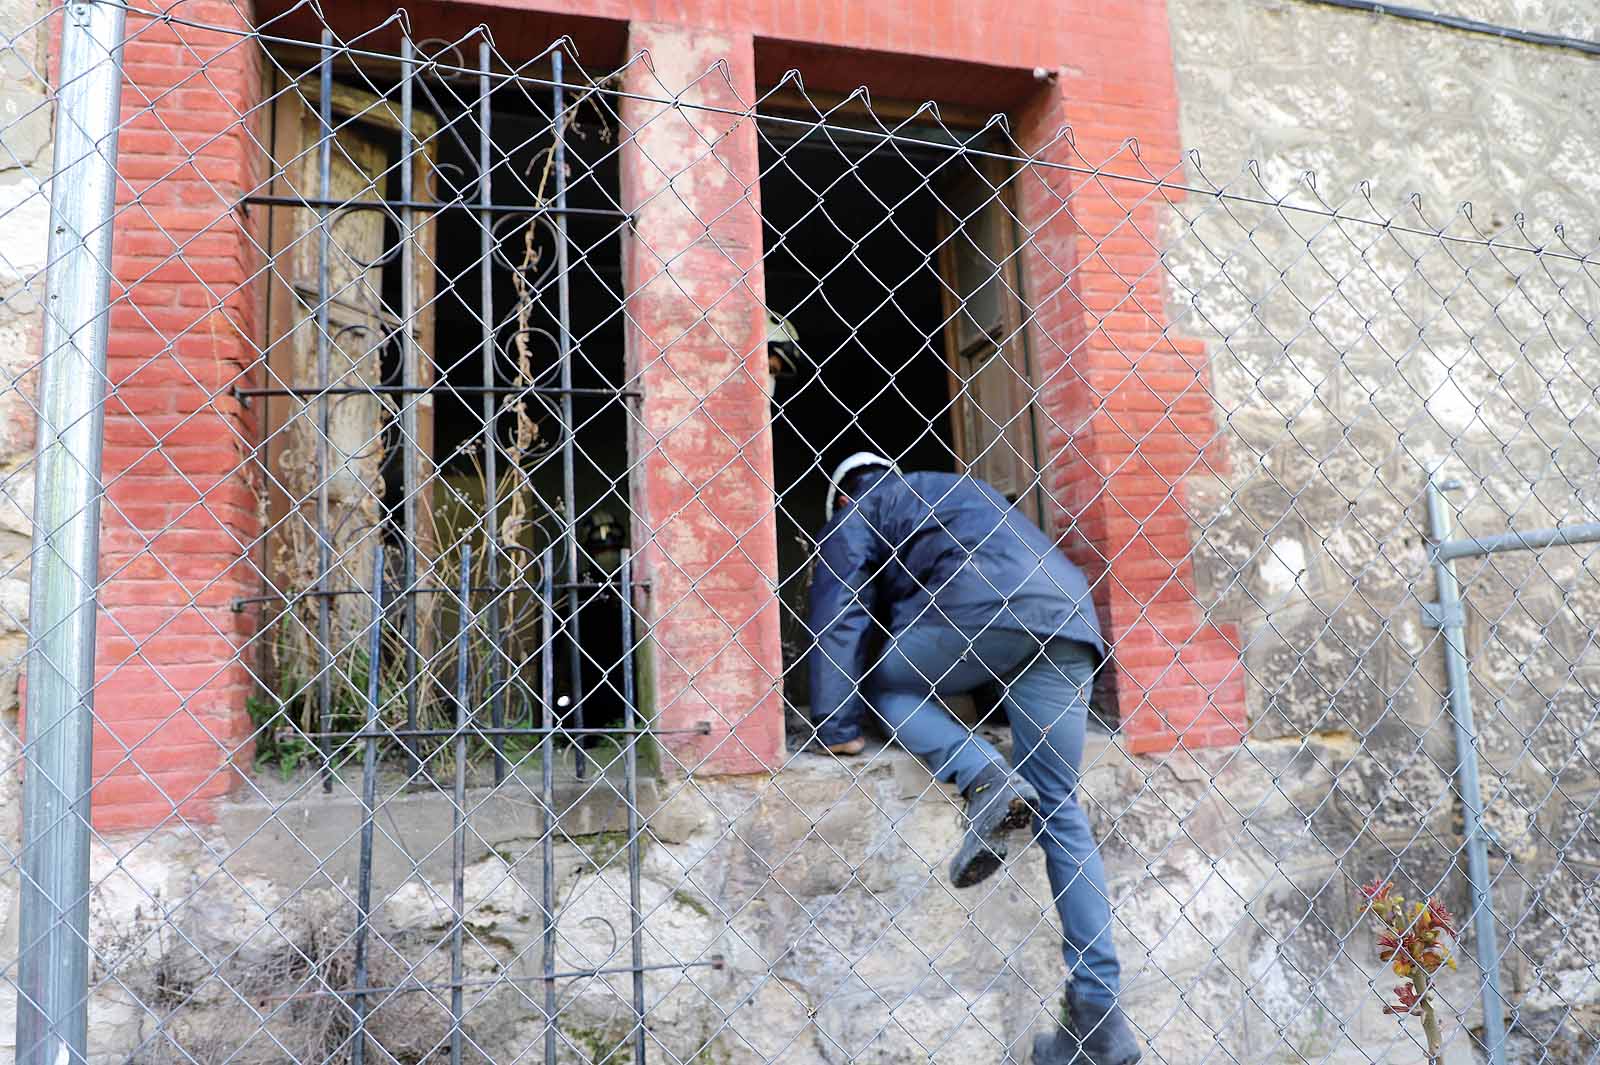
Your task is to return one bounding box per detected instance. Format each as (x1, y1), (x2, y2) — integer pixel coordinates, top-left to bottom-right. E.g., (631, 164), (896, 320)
(948, 765), (1039, 888)
(1032, 995), (1141, 1065)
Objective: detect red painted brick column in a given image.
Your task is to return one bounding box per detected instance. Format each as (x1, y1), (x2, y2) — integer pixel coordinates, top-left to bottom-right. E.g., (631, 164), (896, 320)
(618, 25), (784, 775)
(1015, 55), (1246, 753)
(92, 3), (263, 829)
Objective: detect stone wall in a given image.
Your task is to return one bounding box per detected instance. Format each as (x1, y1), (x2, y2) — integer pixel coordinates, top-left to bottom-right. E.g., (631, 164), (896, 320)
(1166, 0), (1600, 1058)
(64, 737), (1438, 1065)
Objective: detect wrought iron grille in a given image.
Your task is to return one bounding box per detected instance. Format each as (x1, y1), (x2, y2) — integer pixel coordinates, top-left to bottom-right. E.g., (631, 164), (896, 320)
(6, 5), (1600, 1065)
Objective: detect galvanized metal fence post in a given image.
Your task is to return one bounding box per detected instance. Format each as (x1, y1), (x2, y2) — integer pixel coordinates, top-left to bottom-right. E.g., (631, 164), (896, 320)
(1424, 471), (1508, 1065)
(15, 3), (127, 1064)
(1422, 474), (1600, 1063)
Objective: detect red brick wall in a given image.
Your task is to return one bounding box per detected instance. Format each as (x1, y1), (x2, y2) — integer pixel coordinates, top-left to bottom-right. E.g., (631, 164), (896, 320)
(618, 24), (784, 775)
(93, 3), (263, 829)
(578, 0), (1244, 751)
(499, 0), (1244, 752)
(84, 0), (1246, 829)
(1013, 91), (1247, 754)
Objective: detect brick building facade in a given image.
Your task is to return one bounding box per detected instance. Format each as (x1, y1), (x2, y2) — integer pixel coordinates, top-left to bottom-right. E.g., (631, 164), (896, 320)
(18, 5), (1600, 1061)
(90, 0), (1246, 829)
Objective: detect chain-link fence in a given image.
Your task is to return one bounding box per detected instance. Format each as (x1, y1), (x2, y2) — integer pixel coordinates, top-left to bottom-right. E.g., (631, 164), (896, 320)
(6, 4), (1600, 1065)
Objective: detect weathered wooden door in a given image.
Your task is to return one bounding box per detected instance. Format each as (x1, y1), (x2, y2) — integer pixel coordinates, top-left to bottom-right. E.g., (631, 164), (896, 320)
(260, 74), (438, 645)
(936, 156), (1043, 522)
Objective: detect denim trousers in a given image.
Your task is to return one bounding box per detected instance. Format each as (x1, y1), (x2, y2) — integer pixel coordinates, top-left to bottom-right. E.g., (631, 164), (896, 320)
(866, 623), (1122, 1006)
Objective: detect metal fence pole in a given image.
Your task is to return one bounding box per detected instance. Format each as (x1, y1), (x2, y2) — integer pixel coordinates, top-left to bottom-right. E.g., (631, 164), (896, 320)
(350, 544), (384, 1065)
(539, 548), (557, 1065)
(314, 27), (335, 791)
(15, 3), (128, 1064)
(620, 550), (646, 1065)
(398, 34), (422, 777)
(1424, 472), (1508, 1065)
(478, 39), (507, 784)
(550, 49), (587, 779)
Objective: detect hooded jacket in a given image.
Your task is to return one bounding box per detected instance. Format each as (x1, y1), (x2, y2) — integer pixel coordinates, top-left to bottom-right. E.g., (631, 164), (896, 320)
(806, 468), (1104, 746)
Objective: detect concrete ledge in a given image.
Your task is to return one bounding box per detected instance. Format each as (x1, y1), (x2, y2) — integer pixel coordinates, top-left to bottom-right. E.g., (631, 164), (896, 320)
(218, 771), (658, 886)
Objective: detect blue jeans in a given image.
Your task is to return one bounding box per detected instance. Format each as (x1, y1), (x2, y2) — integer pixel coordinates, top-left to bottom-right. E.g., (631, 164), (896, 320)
(866, 624), (1122, 1005)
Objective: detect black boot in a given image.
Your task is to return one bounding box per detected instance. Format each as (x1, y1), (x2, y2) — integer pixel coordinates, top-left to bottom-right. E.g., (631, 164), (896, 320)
(948, 764), (1039, 888)
(1032, 994), (1141, 1065)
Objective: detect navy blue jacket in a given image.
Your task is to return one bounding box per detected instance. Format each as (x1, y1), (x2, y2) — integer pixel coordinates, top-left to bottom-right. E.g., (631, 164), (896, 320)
(806, 469), (1104, 746)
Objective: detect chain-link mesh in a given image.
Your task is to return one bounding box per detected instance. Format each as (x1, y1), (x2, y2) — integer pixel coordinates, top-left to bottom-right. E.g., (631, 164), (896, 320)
(5, 4), (1600, 1065)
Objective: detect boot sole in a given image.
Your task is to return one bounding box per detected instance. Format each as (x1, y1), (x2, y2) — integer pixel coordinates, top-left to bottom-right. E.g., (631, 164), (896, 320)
(949, 791), (1036, 889)
(1032, 1032), (1142, 1065)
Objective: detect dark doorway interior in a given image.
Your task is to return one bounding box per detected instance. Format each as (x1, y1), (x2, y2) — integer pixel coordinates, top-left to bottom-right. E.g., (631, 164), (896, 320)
(759, 118), (962, 719)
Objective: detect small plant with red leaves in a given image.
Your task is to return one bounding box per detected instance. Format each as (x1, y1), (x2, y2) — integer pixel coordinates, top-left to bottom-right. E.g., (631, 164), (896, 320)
(1362, 879), (1458, 1064)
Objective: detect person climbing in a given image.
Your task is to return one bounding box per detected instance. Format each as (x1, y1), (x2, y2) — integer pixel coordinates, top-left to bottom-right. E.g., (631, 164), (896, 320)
(806, 451), (1141, 1065)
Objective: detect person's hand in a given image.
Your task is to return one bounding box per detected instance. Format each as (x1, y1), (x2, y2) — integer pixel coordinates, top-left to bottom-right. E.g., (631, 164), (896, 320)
(824, 736), (865, 756)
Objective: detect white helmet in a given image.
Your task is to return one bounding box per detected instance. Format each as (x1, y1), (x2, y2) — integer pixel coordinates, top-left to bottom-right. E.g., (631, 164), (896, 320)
(824, 451), (896, 520)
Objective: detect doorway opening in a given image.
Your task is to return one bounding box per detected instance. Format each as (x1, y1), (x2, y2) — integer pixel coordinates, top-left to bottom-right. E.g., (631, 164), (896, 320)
(759, 116), (961, 719)
(759, 108), (1048, 731)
